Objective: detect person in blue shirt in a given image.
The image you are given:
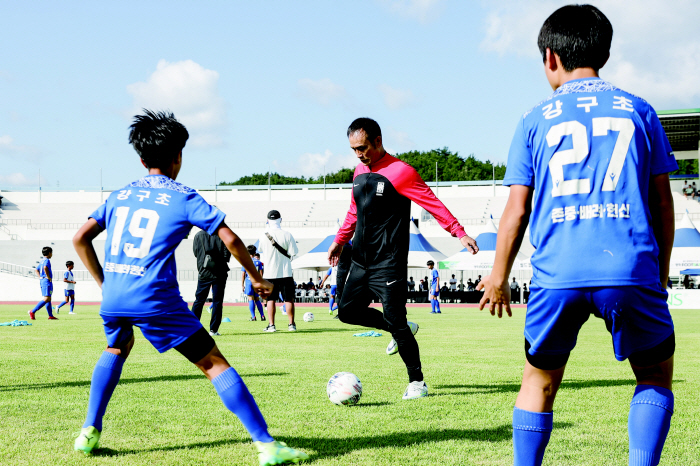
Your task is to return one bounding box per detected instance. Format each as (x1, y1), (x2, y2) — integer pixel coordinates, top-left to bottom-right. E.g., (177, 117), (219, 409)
(55, 261), (77, 314)
(71, 110), (308, 465)
(478, 6), (676, 466)
(28, 246), (57, 320)
(242, 245), (266, 321)
(426, 261), (441, 314)
(319, 266), (338, 315)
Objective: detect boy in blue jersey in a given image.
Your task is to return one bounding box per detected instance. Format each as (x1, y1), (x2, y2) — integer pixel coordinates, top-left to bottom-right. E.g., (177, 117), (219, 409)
(426, 261), (441, 314)
(72, 110), (308, 465)
(55, 261), (77, 314)
(242, 245), (266, 321)
(478, 6), (677, 466)
(28, 246), (58, 320)
(319, 265), (338, 315)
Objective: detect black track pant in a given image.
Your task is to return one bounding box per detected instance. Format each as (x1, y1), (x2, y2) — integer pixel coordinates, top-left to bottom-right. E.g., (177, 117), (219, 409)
(338, 262), (423, 382)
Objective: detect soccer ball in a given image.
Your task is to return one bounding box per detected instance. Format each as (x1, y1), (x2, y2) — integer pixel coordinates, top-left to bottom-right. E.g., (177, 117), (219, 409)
(327, 372), (362, 406)
(303, 312), (314, 322)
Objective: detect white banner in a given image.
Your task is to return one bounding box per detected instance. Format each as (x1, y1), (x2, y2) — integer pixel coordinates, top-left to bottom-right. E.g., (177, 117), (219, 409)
(666, 289), (700, 309)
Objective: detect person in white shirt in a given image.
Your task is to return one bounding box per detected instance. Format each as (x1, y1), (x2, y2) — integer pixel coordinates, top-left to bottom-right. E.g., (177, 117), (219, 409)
(449, 274), (457, 291)
(257, 210), (299, 332)
(55, 261), (77, 314)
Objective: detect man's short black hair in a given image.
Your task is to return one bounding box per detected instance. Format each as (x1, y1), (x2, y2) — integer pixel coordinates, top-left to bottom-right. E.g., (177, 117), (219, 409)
(426, 260), (435, 267)
(247, 245), (257, 255)
(42, 246), (52, 256)
(347, 118), (382, 143)
(537, 4), (613, 72)
(66, 261), (74, 267)
(128, 109), (189, 170)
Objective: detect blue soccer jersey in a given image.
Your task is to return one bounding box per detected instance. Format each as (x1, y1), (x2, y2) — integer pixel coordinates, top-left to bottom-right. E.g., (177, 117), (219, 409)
(37, 258), (52, 280)
(431, 269), (439, 292)
(90, 175), (226, 316)
(242, 259), (264, 284)
(504, 78), (677, 288)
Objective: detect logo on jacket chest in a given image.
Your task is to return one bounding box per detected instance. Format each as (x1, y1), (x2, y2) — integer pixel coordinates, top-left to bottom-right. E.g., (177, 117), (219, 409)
(376, 182), (385, 196)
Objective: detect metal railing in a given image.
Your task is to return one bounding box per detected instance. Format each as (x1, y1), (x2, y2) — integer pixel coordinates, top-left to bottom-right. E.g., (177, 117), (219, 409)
(226, 220), (338, 229)
(28, 223), (83, 230)
(675, 212), (700, 221)
(0, 219), (31, 225)
(0, 225), (20, 240)
(0, 261), (37, 278)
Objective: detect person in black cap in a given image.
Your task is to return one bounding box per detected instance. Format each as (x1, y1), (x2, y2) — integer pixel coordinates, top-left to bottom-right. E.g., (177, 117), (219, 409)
(257, 210), (299, 332)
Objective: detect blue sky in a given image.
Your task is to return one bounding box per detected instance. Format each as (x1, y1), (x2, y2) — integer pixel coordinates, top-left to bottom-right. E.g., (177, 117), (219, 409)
(1, 0), (698, 189)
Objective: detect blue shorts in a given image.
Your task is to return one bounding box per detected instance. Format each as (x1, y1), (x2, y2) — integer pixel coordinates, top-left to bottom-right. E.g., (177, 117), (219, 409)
(330, 285), (337, 296)
(65, 289), (74, 297)
(40, 280), (53, 297)
(430, 289), (439, 297)
(244, 280), (258, 298)
(525, 284), (674, 361)
(101, 308), (204, 353)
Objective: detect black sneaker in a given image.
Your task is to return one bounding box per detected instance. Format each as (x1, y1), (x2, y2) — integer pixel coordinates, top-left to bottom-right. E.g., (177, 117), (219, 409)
(261, 316), (266, 321)
(250, 317), (257, 321)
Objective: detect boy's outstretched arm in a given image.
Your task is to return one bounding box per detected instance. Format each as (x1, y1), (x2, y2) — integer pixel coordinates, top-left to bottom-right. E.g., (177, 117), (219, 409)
(216, 223), (273, 297)
(73, 219), (105, 288)
(649, 173), (675, 286)
(478, 185), (533, 317)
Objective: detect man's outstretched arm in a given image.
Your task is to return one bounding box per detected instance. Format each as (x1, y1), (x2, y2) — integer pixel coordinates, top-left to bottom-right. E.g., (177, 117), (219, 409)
(477, 185), (533, 318)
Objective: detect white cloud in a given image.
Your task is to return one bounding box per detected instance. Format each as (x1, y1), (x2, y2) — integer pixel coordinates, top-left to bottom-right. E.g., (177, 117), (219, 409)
(0, 172), (46, 187)
(298, 78), (347, 106)
(378, 84), (416, 110)
(385, 128), (417, 153)
(127, 59), (226, 148)
(479, 0), (700, 108)
(379, 0), (445, 23)
(0, 135), (41, 161)
(273, 150), (357, 179)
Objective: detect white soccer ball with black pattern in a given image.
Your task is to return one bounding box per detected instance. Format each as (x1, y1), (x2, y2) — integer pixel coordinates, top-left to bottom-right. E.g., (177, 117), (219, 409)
(303, 312), (314, 322)
(327, 372), (362, 406)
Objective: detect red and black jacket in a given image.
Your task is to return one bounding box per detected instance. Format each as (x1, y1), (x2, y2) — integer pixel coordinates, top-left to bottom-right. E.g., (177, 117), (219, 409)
(335, 154), (466, 271)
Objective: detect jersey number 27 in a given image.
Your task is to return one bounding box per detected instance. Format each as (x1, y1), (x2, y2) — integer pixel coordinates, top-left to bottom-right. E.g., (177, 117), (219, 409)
(547, 117), (634, 198)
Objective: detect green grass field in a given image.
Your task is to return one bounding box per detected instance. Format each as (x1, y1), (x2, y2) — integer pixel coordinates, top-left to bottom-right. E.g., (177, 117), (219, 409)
(0, 304), (698, 466)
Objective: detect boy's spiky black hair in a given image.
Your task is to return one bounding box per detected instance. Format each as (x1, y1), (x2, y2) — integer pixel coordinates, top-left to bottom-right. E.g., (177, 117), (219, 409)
(66, 261), (74, 267)
(537, 4), (613, 72)
(128, 109), (189, 169)
(247, 245), (257, 255)
(347, 118), (382, 144)
(42, 246), (52, 256)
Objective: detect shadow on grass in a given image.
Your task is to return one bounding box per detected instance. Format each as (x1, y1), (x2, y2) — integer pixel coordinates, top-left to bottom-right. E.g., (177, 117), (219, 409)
(0, 372), (287, 392)
(92, 424), (512, 461)
(434, 378), (685, 395)
(230, 328), (351, 336)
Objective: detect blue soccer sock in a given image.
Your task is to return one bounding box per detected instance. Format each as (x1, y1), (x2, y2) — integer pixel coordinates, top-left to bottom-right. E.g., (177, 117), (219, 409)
(255, 300), (265, 318)
(329, 297), (335, 311)
(57, 301), (67, 309)
(513, 407), (553, 466)
(212, 367), (273, 443)
(434, 299), (441, 313)
(31, 301), (45, 313)
(248, 301), (256, 318)
(45, 301), (54, 317)
(70, 301), (74, 312)
(84, 351), (125, 431)
(430, 299), (436, 313)
(628, 385), (674, 466)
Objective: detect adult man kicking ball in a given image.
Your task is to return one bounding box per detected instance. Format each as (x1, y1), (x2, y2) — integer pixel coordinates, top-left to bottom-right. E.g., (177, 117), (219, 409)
(478, 5), (677, 466)
(72, 110), (307, 465)
(328, 117), (478, 400)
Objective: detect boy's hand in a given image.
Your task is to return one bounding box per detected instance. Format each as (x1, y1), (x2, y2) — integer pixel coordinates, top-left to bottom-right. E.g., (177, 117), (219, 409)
(252, 279), (274, 298)
(328, 242), (342, 266)
(477, 275), (512, 318)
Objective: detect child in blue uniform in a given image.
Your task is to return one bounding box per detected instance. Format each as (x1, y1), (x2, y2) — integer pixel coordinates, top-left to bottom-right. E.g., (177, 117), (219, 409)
(319, 266), (338, 314)
(478, 6), (676, 466)
(242, 245), (266, 321)
(56, 261), (76, 314)
(426, 261), (440, 314)
(72, 110), (308, 465)
(28, 246), (57, 320)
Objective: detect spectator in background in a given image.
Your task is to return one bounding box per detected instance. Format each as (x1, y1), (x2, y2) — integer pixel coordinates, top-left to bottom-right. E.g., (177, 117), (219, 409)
(449, 274), (457, 291)
(667, 277), (673, 289)
(682, 182), (690, 198)
(458, 282), (465, 291)
(192, 229), (231, 336)
(258, 210), (299, 333)
(693, 182), (698, 200)
(474, 275), (482, 288)
(683, 275), (690, 289)
(441, 282), (449, 293)
(418, 279), (425, 292)
(467, 279), (475, 291)
(408, 277), (416, 291)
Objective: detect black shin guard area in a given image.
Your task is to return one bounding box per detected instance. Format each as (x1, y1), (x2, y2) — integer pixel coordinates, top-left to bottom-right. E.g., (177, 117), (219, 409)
(628, 332), (675, 367)
(524, 339), (570, 370)
(174, 327), (215, 363)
